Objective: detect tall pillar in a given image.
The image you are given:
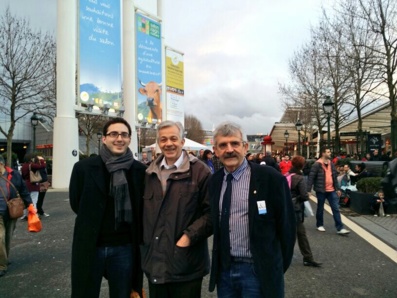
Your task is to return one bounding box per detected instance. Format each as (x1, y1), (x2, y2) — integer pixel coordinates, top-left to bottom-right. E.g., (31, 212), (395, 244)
(123, 0), (138, 154)
(52, 0), (79, 188)
(158, 0), (166, 122)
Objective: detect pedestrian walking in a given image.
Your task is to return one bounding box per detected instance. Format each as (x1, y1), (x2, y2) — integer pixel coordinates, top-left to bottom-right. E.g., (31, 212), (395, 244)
(202, 149), (215, 173)
(141, 121), (212, 298)
(36, 156), (50, 218)
(69, 118), (146, 297)
(286, 155), (322, 267)
(279, 154), (292, 175)
(307, 147), (350, 235)
(20, 153), (46, 220)
(208, 122), (296, 298)
(0, 155), (33, 277)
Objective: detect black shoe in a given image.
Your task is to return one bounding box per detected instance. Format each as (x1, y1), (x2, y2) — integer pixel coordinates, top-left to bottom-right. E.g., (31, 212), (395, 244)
(0, 270), (6, 277)
(303, 260), (322, 267)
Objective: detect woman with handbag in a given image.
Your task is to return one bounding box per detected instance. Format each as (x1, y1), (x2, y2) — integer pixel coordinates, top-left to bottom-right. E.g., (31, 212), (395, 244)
(0, 155), (33, 277)
(20, 153), (46, 220)
(36, 156), (50, 218)
(288, 155), (322, 267)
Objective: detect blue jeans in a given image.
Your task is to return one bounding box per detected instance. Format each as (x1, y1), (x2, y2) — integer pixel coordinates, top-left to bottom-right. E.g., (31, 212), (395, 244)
(218, 261), (262, 298)
(89, 244), (134, 298)
(316, 192), (344, 231)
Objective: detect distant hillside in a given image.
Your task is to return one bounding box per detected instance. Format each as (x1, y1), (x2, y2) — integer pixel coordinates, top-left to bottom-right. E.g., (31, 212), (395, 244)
(80, 83), (100, 94)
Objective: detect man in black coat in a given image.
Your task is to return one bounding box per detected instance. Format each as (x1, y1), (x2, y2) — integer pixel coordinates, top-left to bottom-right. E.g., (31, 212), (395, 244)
(69, 118), (146, 298)
(208, 122), (296, 298)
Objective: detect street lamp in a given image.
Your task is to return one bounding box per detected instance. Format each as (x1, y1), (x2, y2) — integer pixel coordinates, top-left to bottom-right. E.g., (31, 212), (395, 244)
(322, 96), (334, 148)
(97, 132), (102, 154)
(295, 119), (303, 154)
(30, 113), (40, 152)
(284, 130), (289, 154)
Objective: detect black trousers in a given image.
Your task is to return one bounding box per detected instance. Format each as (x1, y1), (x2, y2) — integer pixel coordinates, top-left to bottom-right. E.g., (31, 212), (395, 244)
(296, 219), (314, 262)
(36, 191), (47, 215)
(148, 278), (203, 298)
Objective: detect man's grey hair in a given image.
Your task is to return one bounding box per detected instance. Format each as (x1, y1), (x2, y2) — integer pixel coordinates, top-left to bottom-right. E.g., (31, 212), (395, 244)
(213, 122), (246, 145)
(156, 120), (185, 142)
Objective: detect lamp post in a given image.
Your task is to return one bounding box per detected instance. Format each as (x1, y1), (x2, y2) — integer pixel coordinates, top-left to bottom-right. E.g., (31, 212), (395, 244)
(30, 113), (40, 152)
(322, 96), (334, 148)
(284, 130), (289, 154)
(295, 119), (303, 155)
(97, 132), (102, 154)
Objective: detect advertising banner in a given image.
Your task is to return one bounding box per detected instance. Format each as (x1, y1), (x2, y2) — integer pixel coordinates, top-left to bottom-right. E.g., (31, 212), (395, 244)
(367, 134), (382, 153)
(136, 13), (162, 124)
(165, 48), (184, 123)
(78, 0), (122, 112)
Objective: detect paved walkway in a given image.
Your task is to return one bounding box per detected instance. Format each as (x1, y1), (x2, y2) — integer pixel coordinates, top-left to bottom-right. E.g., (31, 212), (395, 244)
(346, 213), (397, 250)
(0, 190), (396, 297)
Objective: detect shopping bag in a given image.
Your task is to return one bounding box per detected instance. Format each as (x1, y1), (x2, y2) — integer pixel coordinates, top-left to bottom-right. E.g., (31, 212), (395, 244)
(379, 202), (385, 217)
(304, 201), (314, 217)
(130, 289), (146, 298)
(27, 204), (42, 232)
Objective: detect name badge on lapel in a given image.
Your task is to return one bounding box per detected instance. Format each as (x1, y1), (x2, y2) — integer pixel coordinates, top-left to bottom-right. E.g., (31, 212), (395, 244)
(257, 200), (267, 215)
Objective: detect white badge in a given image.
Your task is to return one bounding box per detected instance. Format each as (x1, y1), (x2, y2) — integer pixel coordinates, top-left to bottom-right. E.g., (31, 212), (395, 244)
(257, 200), (267, 215)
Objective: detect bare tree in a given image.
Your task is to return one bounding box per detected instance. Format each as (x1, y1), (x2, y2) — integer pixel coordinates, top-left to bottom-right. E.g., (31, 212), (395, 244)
(184, 115), (205, 143)
(279, 38), (329, 151)
(313, 16), (354, 152)
(77, 114), (107, 156)
(356, 0), (397, 152)
(333, 0), (384, 153)
(0, 8), (56, 165)
(138, 127), (156, 151)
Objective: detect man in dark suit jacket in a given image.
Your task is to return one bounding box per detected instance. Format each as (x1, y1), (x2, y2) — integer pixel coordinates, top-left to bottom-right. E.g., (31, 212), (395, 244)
(208, 122), (296, 298)
(69, 118), (146, 298)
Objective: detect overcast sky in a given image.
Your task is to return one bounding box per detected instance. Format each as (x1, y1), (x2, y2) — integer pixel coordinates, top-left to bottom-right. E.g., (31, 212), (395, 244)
(2, 0), (332, 134)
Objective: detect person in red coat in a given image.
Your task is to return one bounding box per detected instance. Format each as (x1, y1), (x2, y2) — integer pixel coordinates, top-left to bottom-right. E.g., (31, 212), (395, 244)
(0, 155), (33, 277)
(20, 154), (46, 219)
(279, 154), (292, 175)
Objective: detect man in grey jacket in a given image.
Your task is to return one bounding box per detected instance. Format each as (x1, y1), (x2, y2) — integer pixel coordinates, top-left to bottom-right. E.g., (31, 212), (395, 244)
(141, 120), (212, 298)
(307, 147), (350, 235)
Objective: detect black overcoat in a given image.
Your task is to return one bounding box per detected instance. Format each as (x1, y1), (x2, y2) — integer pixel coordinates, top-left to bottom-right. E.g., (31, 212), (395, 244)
(69, 156), (146, 297)
(208, 162), (296, 298)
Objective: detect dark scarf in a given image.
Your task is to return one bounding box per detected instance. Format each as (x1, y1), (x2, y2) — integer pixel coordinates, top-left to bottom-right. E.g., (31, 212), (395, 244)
(100, 145), (134, 229)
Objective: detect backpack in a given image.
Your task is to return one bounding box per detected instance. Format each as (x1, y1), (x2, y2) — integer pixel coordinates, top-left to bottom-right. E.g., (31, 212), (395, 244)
(284, 173), (295, 189)
(284, 173), (301, 211)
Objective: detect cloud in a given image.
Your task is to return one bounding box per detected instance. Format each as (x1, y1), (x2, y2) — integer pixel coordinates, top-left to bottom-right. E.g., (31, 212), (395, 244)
(163, 0), (330, 134)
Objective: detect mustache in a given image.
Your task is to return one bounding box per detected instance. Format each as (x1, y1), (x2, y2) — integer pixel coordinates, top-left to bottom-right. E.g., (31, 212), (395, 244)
(224, 153), (238, 158)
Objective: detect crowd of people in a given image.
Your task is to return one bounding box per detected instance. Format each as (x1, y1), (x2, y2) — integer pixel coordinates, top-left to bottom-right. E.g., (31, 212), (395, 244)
(0, 152), (50, 278)
(2, 117), (394, 297)
(68, 118), (296, 298)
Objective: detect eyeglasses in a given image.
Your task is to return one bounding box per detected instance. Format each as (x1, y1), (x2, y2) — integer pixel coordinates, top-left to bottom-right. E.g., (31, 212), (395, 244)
(216, 141), (245, 150)
(105, 131), (130, 139)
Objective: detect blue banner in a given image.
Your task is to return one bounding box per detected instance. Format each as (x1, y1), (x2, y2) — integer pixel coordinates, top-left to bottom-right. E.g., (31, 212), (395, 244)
(136, 13), (162, 124)
(79, 0), (122, 112)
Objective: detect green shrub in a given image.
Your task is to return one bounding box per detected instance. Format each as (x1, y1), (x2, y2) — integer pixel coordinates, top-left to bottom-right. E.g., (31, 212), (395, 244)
(336, 158), (353, 166)
(356, 177), (382, 194)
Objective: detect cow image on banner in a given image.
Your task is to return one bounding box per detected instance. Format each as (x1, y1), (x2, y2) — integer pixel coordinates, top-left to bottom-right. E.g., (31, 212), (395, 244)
(136, 13), (162, 124)
(139, 80), (162, 123)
